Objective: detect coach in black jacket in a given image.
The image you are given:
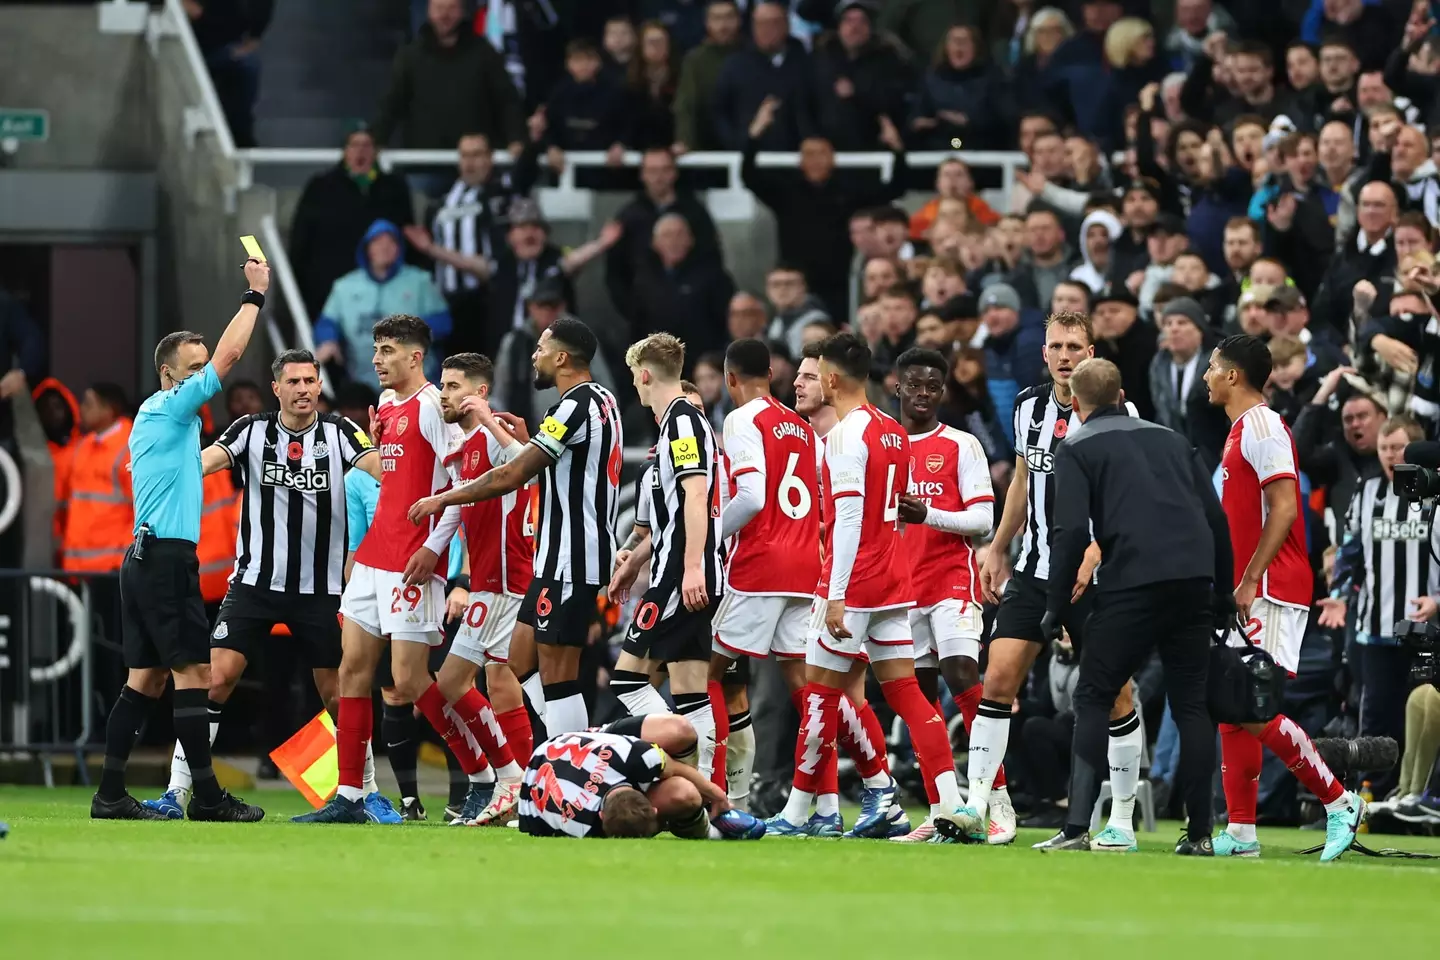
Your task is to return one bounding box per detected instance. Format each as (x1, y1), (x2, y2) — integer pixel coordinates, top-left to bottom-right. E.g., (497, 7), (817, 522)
(1043, 358), (1232, 853)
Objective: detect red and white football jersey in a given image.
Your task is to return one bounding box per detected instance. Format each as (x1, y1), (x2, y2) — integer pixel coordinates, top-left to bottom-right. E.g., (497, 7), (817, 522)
(905, 425), (993, 607)
(817, 405), (912, 611)
(355, 383), (463, 574)
(1220, 403), (1311, 608)
(723, 396), (821, 597)
(454, 426), (534, 597)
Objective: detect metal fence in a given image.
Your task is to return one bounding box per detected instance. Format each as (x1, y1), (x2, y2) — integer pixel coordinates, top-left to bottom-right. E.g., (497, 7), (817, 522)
(0, 569), (105, 785)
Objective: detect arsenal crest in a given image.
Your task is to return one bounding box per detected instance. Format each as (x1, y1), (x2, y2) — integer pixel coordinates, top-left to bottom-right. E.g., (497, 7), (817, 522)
(470, 449), (483, 471)
(926, 454), (944, 474)
(1053, 419), (1068, 439)
(395, 415), (410, 437)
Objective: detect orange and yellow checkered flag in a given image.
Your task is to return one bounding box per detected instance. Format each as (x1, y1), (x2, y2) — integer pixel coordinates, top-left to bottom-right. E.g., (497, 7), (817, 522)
(269, 712), (338, 809)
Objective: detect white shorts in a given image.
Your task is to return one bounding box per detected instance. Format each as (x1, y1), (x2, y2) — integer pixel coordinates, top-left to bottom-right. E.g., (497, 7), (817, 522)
(340, 562), (446, 646)
(1228, 596), (1308, 675)
(711, 593), (811, 660)
(910, 598), (984, 669)
(452, 591), (522, 666)
(806, 598), (914, 675)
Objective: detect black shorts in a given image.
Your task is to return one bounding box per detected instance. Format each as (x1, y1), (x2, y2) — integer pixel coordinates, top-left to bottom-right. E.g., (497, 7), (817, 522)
(991, 573), (1094, 647)
(213, 583), (343, 669)
(120, 539), (210, 670)
(518, 578), (600, 648)
(620, 592), (719, 664)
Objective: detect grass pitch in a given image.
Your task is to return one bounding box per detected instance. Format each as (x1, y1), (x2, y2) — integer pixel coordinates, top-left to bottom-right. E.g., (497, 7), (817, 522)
(1, 786), (1436, 959)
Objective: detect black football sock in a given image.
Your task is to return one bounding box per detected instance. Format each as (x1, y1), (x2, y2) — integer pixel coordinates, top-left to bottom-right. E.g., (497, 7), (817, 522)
(99, 685), (157, 801)
(445, 743), (468, 808)
(382, 702), (420, 800)
(174, 687), (223, 806)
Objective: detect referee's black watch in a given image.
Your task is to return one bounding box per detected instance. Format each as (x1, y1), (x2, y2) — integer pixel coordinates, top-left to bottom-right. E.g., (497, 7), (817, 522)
(447, 575), (470, 593)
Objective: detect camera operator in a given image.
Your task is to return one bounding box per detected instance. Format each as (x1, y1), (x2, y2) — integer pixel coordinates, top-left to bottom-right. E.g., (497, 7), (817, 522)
(1318, 415), (1436, 795)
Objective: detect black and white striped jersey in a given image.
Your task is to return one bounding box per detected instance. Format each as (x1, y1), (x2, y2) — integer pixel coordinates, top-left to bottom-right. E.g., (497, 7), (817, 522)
(216, 412), (376, 595)
(530, 381), (623, 586)
(1012, 384), (1137, 581)
(430, 180), (502, 294)
(1345, 475), (1440, 640)
(517, 731), (667, 839)
(647, 398), (724, 620)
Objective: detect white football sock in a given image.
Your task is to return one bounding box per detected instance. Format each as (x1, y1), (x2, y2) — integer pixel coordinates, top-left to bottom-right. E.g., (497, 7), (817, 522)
(543, 693), (588, 737)
(862, 771), (891, 789)
(469, 764), (497, 784)
(1106, 712), (1144, 833)
(816, 793), (839, 817)
(966, 709), (1010, 814)
(363, 740), (378, 796)
(1324, 792), (1356, 815)
(726, 719), (755, 808)
(522, 673), (546, 721)
(675, 693), (717, 782)
(616, 683), (670, 717)
(1226, 822), (1257, 843)
(780, 787), (814, 825)
(337, 785), (365, 801)
(495, 760), (524, 782)
(934, 770), (962, 811)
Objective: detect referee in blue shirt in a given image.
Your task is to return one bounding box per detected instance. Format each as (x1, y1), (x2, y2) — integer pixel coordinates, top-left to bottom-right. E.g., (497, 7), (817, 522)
(92, 259), (271, 821)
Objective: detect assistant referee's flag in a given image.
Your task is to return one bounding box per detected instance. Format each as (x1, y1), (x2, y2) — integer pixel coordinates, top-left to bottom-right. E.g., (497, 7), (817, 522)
(269, 712), (338, 809)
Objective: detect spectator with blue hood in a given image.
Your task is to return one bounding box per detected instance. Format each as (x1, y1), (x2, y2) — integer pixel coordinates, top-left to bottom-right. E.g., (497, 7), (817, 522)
(313, 219), (452, 391)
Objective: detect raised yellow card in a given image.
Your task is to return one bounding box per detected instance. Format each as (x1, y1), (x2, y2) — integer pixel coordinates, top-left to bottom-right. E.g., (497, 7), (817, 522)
(240, 235), (267, 261)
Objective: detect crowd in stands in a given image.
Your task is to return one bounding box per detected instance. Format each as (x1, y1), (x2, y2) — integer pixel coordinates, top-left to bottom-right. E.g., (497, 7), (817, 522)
(276, 0), (1440, 825)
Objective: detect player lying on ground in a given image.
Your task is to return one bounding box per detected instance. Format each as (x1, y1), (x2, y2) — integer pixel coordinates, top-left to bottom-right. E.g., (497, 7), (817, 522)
(519, 713), (763, 840)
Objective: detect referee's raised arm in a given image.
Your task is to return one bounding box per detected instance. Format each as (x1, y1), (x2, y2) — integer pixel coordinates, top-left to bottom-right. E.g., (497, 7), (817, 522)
(209, 259), (272, 379)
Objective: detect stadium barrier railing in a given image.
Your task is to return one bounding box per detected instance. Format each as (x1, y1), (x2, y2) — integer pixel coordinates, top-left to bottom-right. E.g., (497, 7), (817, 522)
(0, 569), (103, 785)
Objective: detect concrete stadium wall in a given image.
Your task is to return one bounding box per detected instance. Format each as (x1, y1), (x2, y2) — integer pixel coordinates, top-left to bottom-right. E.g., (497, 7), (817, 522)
(0, 5), (156, 171)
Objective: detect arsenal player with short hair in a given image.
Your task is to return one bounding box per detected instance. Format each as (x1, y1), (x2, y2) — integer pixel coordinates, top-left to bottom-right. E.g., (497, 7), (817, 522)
(892, 348), (1010, 844)
(1203, 335), (1365, 862)
(765, 333), (963, 837)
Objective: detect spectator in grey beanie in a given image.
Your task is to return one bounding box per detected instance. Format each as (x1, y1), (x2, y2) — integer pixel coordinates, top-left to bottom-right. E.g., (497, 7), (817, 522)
(1150, 296), (1229, 469)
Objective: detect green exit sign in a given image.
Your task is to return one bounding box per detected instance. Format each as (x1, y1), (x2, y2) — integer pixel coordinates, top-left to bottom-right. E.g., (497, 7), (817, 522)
(0, 110), (49, 142)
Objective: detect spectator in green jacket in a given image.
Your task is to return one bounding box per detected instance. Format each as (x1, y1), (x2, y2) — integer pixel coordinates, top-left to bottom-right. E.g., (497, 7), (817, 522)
(673, 0), (744, 152)
(373, 0), (525, 152)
